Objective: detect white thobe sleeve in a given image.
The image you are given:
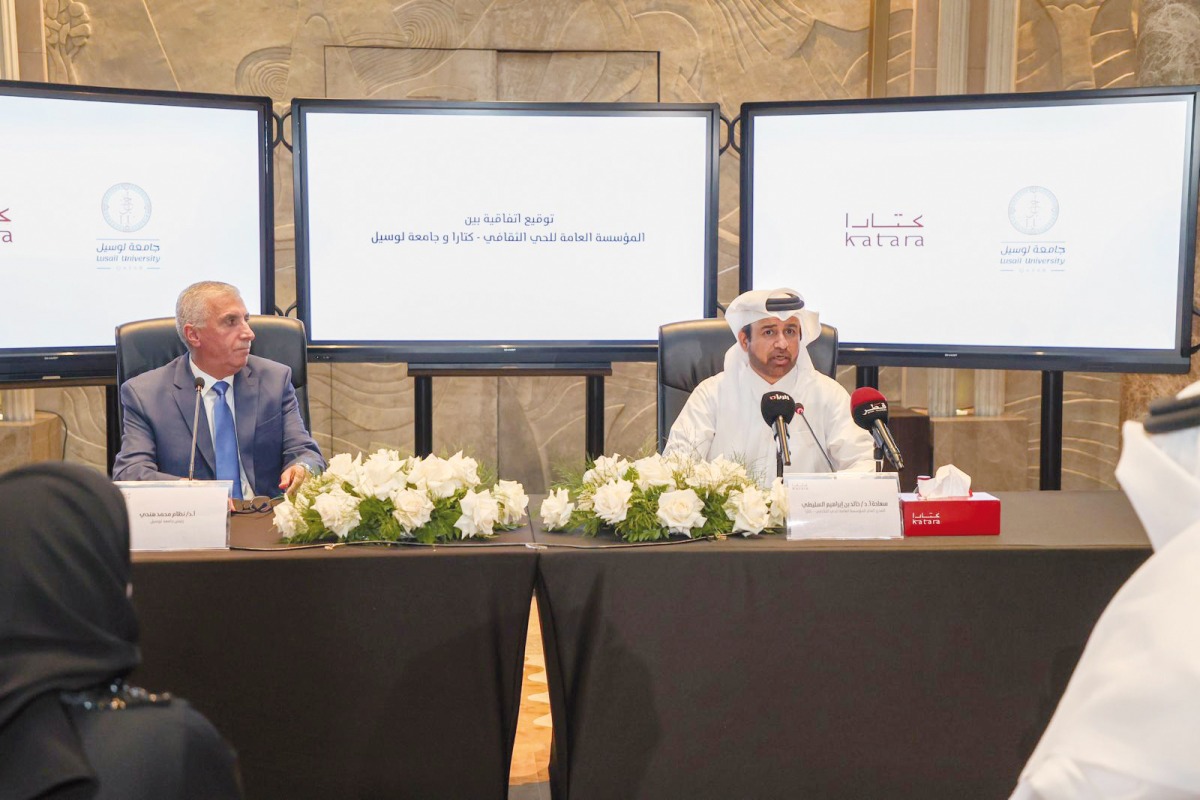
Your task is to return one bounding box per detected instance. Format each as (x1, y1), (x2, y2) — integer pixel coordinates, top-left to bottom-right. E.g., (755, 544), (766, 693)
(1012, 757), (1196, 800)
(663, 378), (719, 460)
(816, 381), (876, 471)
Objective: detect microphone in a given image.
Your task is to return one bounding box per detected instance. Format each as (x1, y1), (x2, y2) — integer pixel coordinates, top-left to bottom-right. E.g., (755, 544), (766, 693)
(188, 376), (204, 480)
(795, 403), (836, 472)
(850, 387), (905, 470)
(761, 391), (796, 467)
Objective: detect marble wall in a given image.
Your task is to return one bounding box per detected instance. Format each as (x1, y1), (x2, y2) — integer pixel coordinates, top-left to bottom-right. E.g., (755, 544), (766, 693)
(9, 0), (1198, 491)
(1124, 0), (1200, 423)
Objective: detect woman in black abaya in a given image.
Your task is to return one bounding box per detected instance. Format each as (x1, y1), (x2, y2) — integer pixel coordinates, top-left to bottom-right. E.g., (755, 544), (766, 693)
(0, 462), (241, 800)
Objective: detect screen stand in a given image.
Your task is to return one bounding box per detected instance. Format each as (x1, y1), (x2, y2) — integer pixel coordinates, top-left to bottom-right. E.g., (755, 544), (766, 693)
(585, 376), (605, 461)
(106, 385), (120, 476)
(408, 364), (613, 460)
(414, 375), (433, 457)
(1039, 370), (1063, 490)
(856, 366), (879, 389)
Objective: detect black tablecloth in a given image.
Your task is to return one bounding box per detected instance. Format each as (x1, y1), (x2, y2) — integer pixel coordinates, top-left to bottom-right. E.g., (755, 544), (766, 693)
(532, 491), (1152, 800)
(130, 515), (538, 800)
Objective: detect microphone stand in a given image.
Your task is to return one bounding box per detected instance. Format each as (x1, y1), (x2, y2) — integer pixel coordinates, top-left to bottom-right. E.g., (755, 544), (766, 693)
(188, 380), (203, 480)
(773, 421), (791, 480)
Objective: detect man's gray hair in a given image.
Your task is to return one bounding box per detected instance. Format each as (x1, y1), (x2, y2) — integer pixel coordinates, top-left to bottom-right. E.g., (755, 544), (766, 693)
(175, 281), (242, 346)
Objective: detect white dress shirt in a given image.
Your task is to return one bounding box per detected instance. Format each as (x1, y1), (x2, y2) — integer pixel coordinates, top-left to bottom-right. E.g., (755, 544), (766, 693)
(189, 362), (253, 499)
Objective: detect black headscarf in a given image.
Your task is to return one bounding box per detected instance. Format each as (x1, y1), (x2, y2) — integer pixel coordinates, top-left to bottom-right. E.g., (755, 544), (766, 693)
(0, 462), (140, 800)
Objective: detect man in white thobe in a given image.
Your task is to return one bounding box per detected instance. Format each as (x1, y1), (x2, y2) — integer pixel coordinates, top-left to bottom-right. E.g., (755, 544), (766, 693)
(664, 287), (874, 485)
(1010, 382), (1200, 800)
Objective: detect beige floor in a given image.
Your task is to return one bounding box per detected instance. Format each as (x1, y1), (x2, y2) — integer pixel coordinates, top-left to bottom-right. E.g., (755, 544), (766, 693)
(509, 601), (553, 786)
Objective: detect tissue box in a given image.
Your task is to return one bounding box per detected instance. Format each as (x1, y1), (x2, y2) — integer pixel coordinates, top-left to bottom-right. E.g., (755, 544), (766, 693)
(899, 492), (1000, 537)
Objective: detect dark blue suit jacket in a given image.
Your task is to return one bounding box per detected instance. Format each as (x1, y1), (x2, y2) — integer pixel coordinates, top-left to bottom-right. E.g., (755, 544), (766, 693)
(112, 354), (324, 497)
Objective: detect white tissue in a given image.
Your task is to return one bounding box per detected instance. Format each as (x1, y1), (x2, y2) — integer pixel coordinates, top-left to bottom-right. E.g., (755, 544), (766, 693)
(916, 464), (972, 499)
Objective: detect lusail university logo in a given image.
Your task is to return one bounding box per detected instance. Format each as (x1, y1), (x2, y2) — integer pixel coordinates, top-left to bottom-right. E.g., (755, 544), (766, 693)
(1008, 186), (1059, 236)
(102, 183), (152, 233)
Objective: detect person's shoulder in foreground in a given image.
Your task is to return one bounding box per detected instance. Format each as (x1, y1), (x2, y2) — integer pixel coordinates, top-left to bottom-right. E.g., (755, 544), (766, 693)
(1010, 382), (1200, 800)
(66, 695), (242, 800)
(0, 461), (243, 800)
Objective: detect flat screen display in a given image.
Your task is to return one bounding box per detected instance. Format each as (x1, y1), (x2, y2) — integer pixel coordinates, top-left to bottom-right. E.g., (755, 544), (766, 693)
(742, 88), (1199, 372)
(0, 81), (273, 381)
(294, 101), (719, 364)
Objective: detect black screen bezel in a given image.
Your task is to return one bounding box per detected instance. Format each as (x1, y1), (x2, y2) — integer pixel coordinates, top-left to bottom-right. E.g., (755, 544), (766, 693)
(292, 99), (720, 366)
(0, 79), (275, 383)
(740, 87), (1200, 374)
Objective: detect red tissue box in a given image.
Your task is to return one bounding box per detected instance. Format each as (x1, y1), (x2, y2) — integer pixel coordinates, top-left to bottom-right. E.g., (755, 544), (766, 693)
(899, 492), (1001, 537)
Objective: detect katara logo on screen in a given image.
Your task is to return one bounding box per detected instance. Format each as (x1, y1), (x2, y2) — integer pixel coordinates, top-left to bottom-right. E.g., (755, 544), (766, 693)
(844, 212), (925, 248)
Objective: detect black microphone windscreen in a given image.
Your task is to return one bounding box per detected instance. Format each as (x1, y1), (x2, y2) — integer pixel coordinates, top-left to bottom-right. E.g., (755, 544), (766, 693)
(761, 391), (796, 426)
(850, 386), (889, 430)
(194, 377), (205, 390)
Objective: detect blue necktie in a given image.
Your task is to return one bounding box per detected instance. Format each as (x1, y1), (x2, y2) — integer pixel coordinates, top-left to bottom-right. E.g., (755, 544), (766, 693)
(211, 381), (243, 500)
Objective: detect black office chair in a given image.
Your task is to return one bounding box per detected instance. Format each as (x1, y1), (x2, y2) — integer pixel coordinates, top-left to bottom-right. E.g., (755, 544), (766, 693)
(114, 315), (311, 429)
(656, 318), (839, 452)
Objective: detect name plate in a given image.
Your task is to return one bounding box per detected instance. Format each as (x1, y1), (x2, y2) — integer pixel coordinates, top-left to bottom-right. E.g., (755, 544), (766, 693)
(785, 472), (902, 540)
(115, 480), (231, 551)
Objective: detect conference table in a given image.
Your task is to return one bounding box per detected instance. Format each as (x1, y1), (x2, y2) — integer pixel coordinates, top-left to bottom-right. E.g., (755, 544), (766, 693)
(127, 491), (1150, 800)
(129, 515), (539, 800)
(531, 491), (1152, 800)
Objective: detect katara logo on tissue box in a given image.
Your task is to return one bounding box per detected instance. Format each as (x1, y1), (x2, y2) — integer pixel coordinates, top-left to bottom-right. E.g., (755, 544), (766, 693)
(899, 493), (1000, 537)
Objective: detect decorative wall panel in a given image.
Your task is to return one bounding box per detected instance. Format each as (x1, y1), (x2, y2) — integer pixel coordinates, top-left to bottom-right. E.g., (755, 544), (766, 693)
(17, 0), (1172, 493)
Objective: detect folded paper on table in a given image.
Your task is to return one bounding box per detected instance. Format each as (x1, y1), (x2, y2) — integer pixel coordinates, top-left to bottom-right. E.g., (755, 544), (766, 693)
(786, 472), (902, 540)
(115, 480), (231, 551)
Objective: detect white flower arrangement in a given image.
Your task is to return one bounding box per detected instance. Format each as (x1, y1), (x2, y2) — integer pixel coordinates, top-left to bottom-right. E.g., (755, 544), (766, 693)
(540, 453), (787, 542)
(274, 449), (528, 544)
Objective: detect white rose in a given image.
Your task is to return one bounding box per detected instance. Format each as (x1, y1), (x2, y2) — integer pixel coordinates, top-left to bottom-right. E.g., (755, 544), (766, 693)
(655, 487), (706, 536)
(455, 488), (500, 538)
(663, 451), (693, 471)
(360, 450), (408, 499)
(290, 482), (316, 510)
(408, 456), (459, 499)
(325, 452), (362, 485)
(725, 484), (770, 535)
(446, 451), (482, 490)
(539, 488), (576, 530)
(768, 477), (788, 528)
(273, 498), (305, 538)
(591, 479), (634, 525)
(583, 454), (631, 486)
(632, 454), (675, 491)
(712, 456), (749, 488)
(687, 460), (723, 490)
(493, 479), (528, 526)
(312, 487), (362, 537)
(390, 487), (435, 533)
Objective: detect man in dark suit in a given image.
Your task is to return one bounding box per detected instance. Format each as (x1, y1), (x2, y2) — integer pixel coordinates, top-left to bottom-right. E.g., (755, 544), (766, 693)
(113, 281), (324, 499)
